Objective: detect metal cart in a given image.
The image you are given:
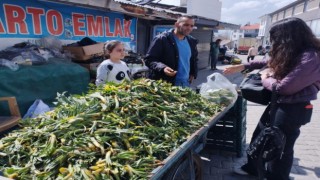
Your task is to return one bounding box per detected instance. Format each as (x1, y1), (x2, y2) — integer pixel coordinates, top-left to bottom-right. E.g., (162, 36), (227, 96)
(149, 96), (238, 180)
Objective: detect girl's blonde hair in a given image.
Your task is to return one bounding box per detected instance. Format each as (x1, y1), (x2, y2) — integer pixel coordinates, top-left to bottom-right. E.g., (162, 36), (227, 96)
(104, 40), (122, 59)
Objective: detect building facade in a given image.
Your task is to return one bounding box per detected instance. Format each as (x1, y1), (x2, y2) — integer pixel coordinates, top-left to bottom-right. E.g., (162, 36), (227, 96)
(216, 24), (260, 49)
(259, 0), (320, 47)
(241, 23), (260, 38)
(258, 15), (272, 46)
(186, 0), (222, 21)
(230, 29), (244, 48)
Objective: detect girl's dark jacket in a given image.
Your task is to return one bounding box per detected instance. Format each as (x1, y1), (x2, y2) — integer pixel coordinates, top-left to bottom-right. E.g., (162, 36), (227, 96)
(145, 29), (199, 84)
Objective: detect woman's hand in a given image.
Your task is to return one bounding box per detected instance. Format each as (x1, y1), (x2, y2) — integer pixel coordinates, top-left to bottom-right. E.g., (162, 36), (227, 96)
(260, 73), (269, 80)
(260, 68), (273, 80)
(223, 64), (245, 75)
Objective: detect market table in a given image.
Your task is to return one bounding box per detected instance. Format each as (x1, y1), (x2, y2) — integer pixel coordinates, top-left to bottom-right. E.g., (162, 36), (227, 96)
(0, 59), (90, 116)
(0, 95), (238, 180)
(0, 78), (244, 180)
(149, 96), (238, 179)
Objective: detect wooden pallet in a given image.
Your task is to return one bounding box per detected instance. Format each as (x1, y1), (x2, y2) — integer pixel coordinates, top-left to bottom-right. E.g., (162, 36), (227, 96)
(0, 97), (21, 133)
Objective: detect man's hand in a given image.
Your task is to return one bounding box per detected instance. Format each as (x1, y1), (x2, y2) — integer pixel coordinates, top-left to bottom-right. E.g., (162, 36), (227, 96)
(164, 67), (177, 77)
(189, 75), (194, 83)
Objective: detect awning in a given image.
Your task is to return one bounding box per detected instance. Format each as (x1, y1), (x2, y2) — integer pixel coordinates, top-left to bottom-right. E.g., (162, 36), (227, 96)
(41, 0), (239, 29)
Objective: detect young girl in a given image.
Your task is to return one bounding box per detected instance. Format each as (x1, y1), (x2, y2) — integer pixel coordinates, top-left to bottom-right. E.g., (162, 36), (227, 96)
(95, 40), (131, 86)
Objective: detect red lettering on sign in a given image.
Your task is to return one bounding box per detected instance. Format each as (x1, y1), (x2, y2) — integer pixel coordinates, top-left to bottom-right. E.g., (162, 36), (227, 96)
(46, 10), (63, 36)
(104, 17), (113, 37)
(72, 13), (86, 36)
(87, 15), (103, 37)
(114, 18), (123, 37)
(123, 20), (132, 37)
(27, 7), (45, 35)
(4, 4), (28, 34)
(0, 19), (5, 33)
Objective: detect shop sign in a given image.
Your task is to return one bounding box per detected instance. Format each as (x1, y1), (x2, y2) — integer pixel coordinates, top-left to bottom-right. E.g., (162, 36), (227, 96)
(152, 25), (172, 39)
(0, 0), (137, 49)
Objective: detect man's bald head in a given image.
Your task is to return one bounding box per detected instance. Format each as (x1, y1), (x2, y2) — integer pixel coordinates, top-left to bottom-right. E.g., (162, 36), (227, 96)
(176, 15), (195, 23)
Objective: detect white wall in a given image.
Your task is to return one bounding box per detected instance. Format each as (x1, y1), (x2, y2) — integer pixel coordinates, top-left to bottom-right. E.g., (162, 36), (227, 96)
(231, 30), (244, 47)
(258, 14), (272, 46)
(187, 0), (221, 20)
(179, 0), (187, 6)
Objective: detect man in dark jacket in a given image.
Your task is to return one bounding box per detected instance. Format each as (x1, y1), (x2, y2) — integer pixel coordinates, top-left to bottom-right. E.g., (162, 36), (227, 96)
(145, 15), (198, 87)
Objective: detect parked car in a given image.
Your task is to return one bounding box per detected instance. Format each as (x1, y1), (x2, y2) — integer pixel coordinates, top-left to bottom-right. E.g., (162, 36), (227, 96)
(265, 45), (271, 53)
(258, 48), (266, 55)
(258, 45), (271, 55)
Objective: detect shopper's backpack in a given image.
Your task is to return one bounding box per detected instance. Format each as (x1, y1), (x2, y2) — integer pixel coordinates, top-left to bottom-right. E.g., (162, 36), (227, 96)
(247, 126), (286, 162)
(246, 84), (286, 180)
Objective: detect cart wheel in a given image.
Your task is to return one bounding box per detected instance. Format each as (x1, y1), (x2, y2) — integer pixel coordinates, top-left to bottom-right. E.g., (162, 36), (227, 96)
(193, 154), (203, 180)
(161, 153), (203, 180)
(167, 154), (203, 180)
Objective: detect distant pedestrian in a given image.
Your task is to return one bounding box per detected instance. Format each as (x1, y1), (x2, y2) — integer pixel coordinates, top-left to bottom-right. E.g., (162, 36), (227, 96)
(224, 17), (320, 180)
(210, 39), (221, 70)
(222, 45), (227, 56)
(247, 45), (258, 62)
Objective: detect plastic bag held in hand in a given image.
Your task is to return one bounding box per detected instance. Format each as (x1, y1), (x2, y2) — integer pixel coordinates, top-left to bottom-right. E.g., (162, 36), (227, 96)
(199, 73), (238, 103)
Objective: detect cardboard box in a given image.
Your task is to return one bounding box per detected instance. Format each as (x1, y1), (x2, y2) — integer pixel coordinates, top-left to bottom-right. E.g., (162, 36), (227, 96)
(63, 43), (104, 61)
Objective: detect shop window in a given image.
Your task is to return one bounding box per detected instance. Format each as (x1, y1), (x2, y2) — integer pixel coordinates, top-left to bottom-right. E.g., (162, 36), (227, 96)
(285, 8), (293, 18)
(310, 19), (320, 37)
(315, 20), (320, 38)
(307, 0), (320, 11)
(306, 21), (312, 27)
(272, 14), (277, 23)
(294, 3), (304, 15)
(278, 11), (284, 20)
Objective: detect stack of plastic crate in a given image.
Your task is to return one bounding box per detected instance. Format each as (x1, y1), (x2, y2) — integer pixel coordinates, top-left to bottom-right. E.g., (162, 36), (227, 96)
(206, 95), (247, 157)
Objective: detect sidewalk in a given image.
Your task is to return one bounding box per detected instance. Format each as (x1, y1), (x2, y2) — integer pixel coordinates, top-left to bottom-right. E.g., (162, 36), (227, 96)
(194, 60), (320, 179)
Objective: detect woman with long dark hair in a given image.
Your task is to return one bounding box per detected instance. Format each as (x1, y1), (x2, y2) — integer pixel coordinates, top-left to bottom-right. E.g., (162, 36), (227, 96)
(224, 17), (320, 179)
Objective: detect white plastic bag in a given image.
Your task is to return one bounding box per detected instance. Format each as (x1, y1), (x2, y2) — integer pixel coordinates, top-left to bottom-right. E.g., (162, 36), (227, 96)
(199, 73), (237, 104)
(0, 59), (19, 71)
(23, 99), (50, 119)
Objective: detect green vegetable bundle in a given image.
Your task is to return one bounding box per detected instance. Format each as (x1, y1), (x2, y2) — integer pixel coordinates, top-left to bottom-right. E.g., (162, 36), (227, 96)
(0, 79), (230, 179)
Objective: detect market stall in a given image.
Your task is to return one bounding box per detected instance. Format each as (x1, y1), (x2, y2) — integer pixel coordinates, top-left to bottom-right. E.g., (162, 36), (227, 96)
(0, 1), (244, 179)
(0, 79), (237, 179)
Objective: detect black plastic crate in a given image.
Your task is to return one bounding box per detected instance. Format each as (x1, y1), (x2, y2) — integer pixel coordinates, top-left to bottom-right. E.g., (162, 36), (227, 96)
(206, 95), (247, 157)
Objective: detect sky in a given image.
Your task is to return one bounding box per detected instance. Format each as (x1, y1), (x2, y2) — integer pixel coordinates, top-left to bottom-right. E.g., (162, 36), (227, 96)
(159, 0), (296, 25)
